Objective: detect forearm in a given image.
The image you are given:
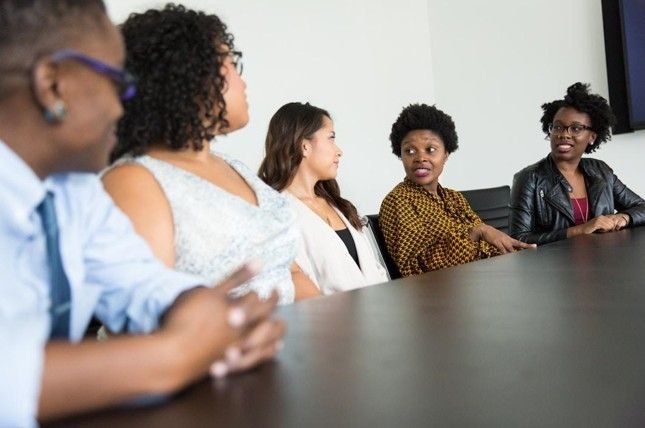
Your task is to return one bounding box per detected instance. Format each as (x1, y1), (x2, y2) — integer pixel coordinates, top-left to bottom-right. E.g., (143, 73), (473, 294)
(292, 270), (321, 300)
(511, 218), (566, 245)
(469, 223), (486, 242)
(38, 334), (192, 421)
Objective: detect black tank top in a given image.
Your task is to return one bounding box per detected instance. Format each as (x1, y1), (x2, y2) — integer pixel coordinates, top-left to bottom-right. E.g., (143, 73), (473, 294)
(335, 228), (360, 269)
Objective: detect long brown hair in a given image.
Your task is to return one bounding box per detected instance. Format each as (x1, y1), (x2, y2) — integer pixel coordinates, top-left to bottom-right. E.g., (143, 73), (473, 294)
(258, 102), (362, 229)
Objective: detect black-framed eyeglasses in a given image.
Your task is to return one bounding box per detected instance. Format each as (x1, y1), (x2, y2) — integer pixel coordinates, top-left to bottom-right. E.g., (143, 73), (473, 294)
(548, 123), (593, 137)
(230, 50), (244, 76)
(50, 49), (137, 101)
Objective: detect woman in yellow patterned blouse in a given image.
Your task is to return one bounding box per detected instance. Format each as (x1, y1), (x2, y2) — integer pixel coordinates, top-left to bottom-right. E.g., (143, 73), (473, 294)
(379, 104), (534, 276)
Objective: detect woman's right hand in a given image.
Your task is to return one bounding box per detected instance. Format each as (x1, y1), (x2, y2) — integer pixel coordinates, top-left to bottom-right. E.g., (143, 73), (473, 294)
(471, 224), (536, 253)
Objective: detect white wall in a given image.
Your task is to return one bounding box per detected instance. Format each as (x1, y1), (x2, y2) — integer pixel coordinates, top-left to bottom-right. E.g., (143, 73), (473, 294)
(428, 0), (645, 197)
(106, 0), (435, 214)
(106, 0), (644, 214)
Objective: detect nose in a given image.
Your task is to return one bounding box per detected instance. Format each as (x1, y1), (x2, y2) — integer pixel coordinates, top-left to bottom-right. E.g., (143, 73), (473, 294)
(557, 131), (572, 140)
(413, 152), (429, 163)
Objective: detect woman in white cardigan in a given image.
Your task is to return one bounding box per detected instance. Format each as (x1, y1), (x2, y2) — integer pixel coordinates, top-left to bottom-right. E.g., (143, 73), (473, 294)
(259, 102), (389, 295)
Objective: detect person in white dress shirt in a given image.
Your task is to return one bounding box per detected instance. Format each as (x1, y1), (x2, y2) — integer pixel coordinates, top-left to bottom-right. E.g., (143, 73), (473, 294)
(259, 102), (389, 295)
(102, 5), (320, 303)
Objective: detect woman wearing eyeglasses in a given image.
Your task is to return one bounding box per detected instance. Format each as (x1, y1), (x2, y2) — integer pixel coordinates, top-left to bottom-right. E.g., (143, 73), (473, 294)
(102, 4), (320, 303)
(509, 82), (645, 245)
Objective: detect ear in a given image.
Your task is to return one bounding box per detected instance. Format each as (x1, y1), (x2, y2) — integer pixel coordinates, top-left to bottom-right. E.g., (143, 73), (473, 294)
(589, 131), (597, 146)
(301, 139), (312, 159)
(31, 58), (62, 114)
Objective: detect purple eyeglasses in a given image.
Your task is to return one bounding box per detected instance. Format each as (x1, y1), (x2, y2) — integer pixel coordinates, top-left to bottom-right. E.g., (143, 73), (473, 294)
(51, 49), (137, 101)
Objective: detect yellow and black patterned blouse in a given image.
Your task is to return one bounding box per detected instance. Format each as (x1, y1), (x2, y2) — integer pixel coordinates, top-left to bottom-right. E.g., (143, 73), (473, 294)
(379, 179), (499, 276)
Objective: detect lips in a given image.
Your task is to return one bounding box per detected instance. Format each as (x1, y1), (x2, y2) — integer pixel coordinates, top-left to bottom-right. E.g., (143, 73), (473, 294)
(413, 167), (430, 177)
(554, 141), (574, 153)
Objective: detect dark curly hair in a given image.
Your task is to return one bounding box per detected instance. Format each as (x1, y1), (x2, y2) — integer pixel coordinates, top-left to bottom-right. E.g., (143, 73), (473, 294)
(389, 103), (459, 157)
(0, 0), (107, 100)
(110, 3), (236, 162)
(258, 102), (362, 229)
(540, 82), (616, 154)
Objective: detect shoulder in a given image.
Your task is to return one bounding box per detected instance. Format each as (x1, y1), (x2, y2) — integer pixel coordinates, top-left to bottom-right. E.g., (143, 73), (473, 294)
(51, 172), (102, 194)
(380, 182), (407, 213)
(102, 163), (163, 196)
(512, 158), (551, 191)
(442, 187), (462, 199)
(101, 163), (170, 213)
(49, 173), (113, 214)
(50, 173), (144, 237)
(581, 157), (613, 174)
(514, 157), (547, 180)
(441, 187), (472, 207)
(382, 181), (415, 204)
(214, 151), (253, 175)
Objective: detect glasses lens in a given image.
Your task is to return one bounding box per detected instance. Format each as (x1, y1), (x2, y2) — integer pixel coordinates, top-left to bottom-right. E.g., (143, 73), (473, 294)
(231, 51), (243, 76)
(570, 125), (585, 135)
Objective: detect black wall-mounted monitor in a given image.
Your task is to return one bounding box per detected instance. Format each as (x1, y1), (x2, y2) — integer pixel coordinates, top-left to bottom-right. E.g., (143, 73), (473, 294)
(602, 0), (645, 133)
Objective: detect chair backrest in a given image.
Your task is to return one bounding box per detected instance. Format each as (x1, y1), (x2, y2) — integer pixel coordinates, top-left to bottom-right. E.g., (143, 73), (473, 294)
(460, 185), (511, 234)
(366, 214), (402, 279)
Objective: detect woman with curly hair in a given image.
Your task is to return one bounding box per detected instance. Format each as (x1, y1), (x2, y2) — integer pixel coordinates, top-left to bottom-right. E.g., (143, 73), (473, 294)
(258, 102), (389, 295)
(102, 4), (320, 303)
(379, 104), (533, 277)
(509, 82), (645, 245)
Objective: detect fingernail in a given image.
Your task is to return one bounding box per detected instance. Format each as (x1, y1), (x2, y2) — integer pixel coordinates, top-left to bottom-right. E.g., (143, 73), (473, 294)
(225, 346), (241, 364)
(210, 361), (228, 378)
(228, 307), (246, 328)
(246, 259), (264, 275)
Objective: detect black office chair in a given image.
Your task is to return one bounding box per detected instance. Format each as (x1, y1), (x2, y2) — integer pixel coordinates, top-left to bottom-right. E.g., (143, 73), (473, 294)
(460, 185), (511, 234)
(366, 214), (401, 279)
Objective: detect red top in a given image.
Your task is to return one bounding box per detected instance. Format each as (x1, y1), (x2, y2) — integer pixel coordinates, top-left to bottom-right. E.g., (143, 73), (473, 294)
(571, 197), (589, 225)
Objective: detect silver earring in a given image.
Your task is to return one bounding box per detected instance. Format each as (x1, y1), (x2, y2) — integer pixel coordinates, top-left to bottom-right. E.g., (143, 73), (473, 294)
(44, 99), (67, 123)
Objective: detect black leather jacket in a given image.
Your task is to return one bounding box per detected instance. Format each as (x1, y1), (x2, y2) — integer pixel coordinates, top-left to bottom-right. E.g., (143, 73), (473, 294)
(509, 155), (645, 245)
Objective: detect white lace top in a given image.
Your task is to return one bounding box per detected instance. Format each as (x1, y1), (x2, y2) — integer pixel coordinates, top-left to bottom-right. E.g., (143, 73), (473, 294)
(113, 149), (298, 304)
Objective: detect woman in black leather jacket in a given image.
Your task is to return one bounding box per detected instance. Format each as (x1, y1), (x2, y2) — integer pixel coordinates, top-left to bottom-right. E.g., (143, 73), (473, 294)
(509, 83), (645, 245)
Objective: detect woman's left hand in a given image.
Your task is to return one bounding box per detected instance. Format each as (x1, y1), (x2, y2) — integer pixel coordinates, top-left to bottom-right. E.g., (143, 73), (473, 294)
(473, 224), (537, 254)
(606, 213), (630, 231)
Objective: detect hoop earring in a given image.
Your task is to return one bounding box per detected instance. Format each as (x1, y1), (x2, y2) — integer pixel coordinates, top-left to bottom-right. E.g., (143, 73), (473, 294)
(43, 100), (67, 123)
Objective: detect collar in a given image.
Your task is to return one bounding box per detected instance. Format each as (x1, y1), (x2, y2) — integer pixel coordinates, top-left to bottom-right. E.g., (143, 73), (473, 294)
(403, 177), (445, 198)
(0, 139), (48, 227)
(545, 154), (598, 181)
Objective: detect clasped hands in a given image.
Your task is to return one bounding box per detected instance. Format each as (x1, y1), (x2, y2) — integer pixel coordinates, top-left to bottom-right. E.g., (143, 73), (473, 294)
(162, 263), (285, 382)
(579, 213), (630, 234)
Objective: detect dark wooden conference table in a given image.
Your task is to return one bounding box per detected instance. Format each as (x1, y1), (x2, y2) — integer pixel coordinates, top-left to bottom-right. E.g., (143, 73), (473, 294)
(50, 228), (645, 427)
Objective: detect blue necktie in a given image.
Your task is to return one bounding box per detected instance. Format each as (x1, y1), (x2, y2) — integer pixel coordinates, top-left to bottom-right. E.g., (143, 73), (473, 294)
(37, 192), (72, 339)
